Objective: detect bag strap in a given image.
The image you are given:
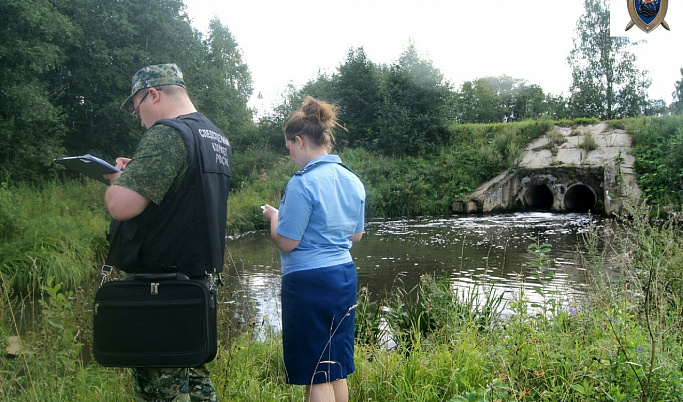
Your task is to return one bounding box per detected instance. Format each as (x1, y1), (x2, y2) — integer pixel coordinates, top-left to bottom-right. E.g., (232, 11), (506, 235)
(98, 266), (191, 288)
(129, 272), (190, 281)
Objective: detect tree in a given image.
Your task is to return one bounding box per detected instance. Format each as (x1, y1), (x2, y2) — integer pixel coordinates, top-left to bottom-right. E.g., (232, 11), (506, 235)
(193, 18), (253, 149)
(256, 83), (301, 151)
(0, 0), (74, 182)
(671, 67), (683, 114)
(456, 79), (504, 123)
(1, 0), (261, 184)
(567, 0), (650, 119)
(455, 76), (552, 123)
(334, 48), (383, 149)
(57, 0), (205, 160)
(545, 93), (570, 120)
(376, 43), (453, 156)
(513, 84), (551, 121)
(644, 99), (667, 116)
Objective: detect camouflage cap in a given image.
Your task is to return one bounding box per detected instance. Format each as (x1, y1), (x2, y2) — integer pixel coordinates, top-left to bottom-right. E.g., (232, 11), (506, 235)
(120, 63), (186, 113)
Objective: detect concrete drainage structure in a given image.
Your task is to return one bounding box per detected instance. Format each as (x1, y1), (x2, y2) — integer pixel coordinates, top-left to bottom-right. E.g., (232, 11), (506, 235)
(452, 123), (641, 216)
(564, 183), (597, 212)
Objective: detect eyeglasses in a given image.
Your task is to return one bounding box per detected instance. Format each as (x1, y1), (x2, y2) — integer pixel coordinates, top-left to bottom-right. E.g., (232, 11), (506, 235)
(132, 91), (149, 118)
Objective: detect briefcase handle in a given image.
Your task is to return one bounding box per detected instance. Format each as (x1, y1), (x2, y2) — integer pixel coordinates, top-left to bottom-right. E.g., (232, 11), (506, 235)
(129, 273), (190, 282)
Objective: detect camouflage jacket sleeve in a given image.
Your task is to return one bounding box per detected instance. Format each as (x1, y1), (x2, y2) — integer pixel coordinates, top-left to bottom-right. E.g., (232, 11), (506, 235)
(114, 125), (188, 205)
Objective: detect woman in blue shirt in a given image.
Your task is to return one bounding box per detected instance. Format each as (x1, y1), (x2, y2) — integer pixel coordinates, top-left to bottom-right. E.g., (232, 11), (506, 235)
(262, 96), (365, 402)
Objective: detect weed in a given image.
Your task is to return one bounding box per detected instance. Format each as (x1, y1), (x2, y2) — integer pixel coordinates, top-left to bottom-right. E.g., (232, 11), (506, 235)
(579, 132), (598, 152)
(546, 128), (566, 146)
(526, 236), (558, 316)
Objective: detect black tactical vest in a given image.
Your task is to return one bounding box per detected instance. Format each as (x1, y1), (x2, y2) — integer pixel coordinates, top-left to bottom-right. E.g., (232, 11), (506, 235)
(106, 113), (232, 277)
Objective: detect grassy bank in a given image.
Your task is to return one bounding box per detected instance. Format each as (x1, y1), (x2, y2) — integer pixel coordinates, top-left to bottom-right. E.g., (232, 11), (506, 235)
(2, 202), (682, 401)
(0, 180), (109, 294)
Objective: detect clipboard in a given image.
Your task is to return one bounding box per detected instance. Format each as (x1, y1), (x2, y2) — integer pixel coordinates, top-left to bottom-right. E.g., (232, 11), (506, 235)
(54, 154), (120, 184)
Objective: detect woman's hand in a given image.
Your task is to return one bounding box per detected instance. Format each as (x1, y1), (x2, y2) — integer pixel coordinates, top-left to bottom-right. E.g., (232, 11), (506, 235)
(261, 204), (299, 252)
(261, 204), (278, 221)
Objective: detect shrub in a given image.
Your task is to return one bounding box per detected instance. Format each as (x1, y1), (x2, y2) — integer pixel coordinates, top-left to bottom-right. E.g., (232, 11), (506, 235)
(629, 116), (683, 210)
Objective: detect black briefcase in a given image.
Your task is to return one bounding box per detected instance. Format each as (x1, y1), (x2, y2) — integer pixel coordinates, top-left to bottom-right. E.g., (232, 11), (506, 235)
(93, 272), (217, 367)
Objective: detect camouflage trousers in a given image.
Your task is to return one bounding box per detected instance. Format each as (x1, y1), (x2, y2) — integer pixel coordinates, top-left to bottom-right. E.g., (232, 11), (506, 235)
(132, 364), (217, 402)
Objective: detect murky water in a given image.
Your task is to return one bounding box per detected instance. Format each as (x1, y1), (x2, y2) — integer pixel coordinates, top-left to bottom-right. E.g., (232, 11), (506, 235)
(222, 212), (610, 332)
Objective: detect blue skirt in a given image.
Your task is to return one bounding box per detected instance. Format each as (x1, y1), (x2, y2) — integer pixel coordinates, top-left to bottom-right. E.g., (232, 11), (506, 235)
(280, 262), (357, 385)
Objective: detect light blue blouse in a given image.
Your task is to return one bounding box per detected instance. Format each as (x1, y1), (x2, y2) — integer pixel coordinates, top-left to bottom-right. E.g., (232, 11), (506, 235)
(277, 154), (365, 276)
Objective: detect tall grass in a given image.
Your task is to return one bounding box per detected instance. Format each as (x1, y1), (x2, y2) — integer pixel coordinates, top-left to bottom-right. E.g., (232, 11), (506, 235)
(348, 202), (683, 401)
(226, 154), (295, 235)
(0, 180), (109, 294)
(0, 274), (132, 401)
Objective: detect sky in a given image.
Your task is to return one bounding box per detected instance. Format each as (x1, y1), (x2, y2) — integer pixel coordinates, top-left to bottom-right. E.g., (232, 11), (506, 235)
(182, 0), (683, 114)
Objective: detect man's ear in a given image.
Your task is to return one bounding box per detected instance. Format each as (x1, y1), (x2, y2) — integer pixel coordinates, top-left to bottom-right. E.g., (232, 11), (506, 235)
(149, 87), (161, 104)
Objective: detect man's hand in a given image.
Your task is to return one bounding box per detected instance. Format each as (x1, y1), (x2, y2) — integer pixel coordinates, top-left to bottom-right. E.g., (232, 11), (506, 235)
(103, 157), (131, 185)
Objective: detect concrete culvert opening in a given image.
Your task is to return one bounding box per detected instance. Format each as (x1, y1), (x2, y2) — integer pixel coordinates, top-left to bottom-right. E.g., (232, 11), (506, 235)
(523, 184), (554, 209)
(564, 184), (596, 212)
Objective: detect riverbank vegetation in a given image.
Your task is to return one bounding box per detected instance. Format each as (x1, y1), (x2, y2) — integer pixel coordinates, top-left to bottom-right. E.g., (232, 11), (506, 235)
(2, 116), (683, 400)
(629, 116), (683, 211)
(2, 200), (682, 400)
(228, 118), (553, 234)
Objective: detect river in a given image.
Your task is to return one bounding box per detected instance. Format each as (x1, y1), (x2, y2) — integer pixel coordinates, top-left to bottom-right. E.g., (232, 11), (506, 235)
(221, 212), (609, 333)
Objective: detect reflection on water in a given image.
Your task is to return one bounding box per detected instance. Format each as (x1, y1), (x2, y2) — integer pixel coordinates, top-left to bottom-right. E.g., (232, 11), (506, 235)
(222, 212), (609, 333)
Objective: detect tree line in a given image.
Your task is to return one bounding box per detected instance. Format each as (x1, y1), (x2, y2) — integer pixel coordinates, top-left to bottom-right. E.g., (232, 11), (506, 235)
(1, 0), (253, 184)
(2, 0), (682, 184)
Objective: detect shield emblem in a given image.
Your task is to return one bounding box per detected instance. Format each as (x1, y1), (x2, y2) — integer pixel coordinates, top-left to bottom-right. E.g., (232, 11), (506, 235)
(627, 0), (669, 33)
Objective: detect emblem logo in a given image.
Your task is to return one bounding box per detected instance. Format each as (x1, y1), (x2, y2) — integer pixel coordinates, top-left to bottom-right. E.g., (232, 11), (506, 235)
(626, 0), (670, 33)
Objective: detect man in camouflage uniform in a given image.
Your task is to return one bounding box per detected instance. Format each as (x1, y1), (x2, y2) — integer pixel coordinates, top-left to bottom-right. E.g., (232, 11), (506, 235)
(104, 63), (232, 401)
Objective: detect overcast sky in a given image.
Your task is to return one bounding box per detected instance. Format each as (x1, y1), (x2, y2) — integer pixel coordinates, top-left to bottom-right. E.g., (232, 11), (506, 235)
(183, 0), (683, 114)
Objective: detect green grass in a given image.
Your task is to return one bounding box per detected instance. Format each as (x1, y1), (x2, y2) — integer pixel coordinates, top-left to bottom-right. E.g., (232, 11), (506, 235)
(0, 180), (109, 294)
(2, 202), (682, 401)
